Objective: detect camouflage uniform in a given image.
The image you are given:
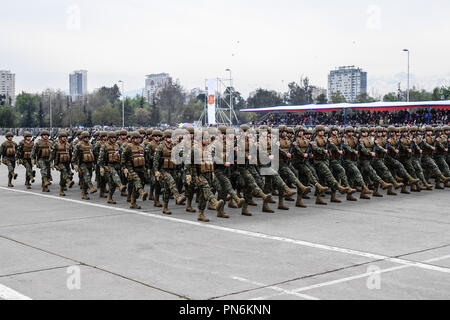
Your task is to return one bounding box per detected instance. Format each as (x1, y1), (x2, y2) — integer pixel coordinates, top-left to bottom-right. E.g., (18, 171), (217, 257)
(421, 128), (448, 187)
(16, 132), (35, 188)
(49, 131), (73, 195)
(31, 131), (53, 192)
(0, 132), (18, 187)
(145, 130), (163, 206)
(71, 132), (97, 199)
(93, 132), (108, 197)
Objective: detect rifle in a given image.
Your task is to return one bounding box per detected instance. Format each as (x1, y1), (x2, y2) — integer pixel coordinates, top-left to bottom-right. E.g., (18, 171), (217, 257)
(303, 133), (317, 163)
(288, 129), (301, 165)
(31, 130), (40, 142)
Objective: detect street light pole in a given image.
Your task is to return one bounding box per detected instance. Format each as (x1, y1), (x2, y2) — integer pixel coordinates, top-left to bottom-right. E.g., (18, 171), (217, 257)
(49, 94), (52, 129)
(119, 80), (125, 128)
(226, 69), (232, 125)
(403, 49), (410, 102)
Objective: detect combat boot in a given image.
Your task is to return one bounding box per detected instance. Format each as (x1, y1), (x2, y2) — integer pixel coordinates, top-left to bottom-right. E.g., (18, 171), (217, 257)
(121, 187), (128, 197)
(379, 180), (392, 191)
(107, 193), (117, 204)
(337, 184), (349, 194)
(8, 174), (13, 188)
(424, 181), (434, 190)
(118, 183), (126, 193)
(198, 209), (210, 222)
(346, 192), (357, 201)
(445, 180), (450, 188)
(410, 183), (420, 192)
(330, 192), (341, 203)
(248, 196), (258, 206)
(262, 193), (275, 213)
(186, 199), (196, 212)
(130, 197), (141, 210)
(435, 179), (444, 190)
(217, 205), (229, 219)
(285, 196), (295, 202)
(315, 183), (328, 194)
(228, 198), (238, 208)
(66, 178), (74, 189)
(401, 184), (411, 194)
(162, 203), (172, 215)
(175, 193), (186, 205)
(297, 182), (311, 195)
(139, 189), (148, 201)
(361, 183), (373, 194)
(315, 194), (327, 205)
(59, 186), (66, 197)
(372, 186), (383, 197)
(241, 203), (252, 216)
(295, 194), (307, 208)
(302, 194), (311, 200)
(395, 176), (404, 183)
(148, 187), (155, 201)
(99, 188), (107, 198)
(440, 175), (450, 183)
(88, 183), (97, 194)
(417, 183), (427, 191)
(25, 179), (31, 190)
(278, 196), (289, 210)
(210, 198), (226, 215)
(154, 194), (163, 207)
(43, 177), (51, 188)
(81, 190), (90, 200)
(284, 186), (296, 198)
(407, 175), (420, 185)
(387, 187), (397, 196)
(127, 192), (131, 203)
(208, 202), (216, 210)
(392, 179), (404, 189)
(232, 194), (245, 208)
(272, 190), (279, 196)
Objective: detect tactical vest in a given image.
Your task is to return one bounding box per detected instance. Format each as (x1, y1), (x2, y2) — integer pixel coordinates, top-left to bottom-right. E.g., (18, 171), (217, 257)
(412, 136), (422, 156)
(360, 137), (373, 160)
(55, 141), (71, 163)
(161, 142), (175, 170)
(150, 140), (159, 156)
(399, 137), (411, 157)
(22, 140), (33, 159)
(435, 136), (446, 155)
(343, 136), (357, 160)
(3, 141), (16, 157)
(376, 137), (386, 159)
(200, 145), (214, 173)
(329, 135), (341, 160)
(387, 137), (398, 157)
(423, 136), (434, 155)
(106, 143), (121, 164)
(130, 143), (145, 168)
(80, 142), (94, 163)
(280, 137), (290, 161)
(37, 139), (52, 159)
(313, 136), (327, 160)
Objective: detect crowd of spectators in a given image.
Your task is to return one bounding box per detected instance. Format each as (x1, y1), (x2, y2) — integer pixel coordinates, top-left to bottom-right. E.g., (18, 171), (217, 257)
(258, 109), (449, 127)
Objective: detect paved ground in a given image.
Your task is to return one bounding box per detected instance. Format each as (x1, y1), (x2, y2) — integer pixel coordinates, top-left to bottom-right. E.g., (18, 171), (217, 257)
(0, 136), (449, 300)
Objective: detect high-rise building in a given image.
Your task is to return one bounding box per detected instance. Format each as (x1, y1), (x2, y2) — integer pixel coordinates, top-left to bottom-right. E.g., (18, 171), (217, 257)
(144, 73), (171, 103)
(0, 70), (16, 106)
(69, 70), (88, 100)
(328, 66), (367, 102)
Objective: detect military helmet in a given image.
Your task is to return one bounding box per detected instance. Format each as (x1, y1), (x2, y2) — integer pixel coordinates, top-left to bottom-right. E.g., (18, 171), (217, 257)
(278, 125), (287, 132)
(368, 127), (375, 132)
(5, 131), (14, 137)
(218, 125), (227, 133)
(442, 125), (450, 131)
(138, 128), (146, 135)
(146, 129), (153, 135)
(108, 132), (117, 138)
(330, 125), (339, 132)
(339, 128), (344, 134)
(425, 125), (433, 132)
(128, 131), (139, 138)
(387, 126), (396, 133)
(99, 131), (108, 137)
(375, 126), (384, 133)
(40, 130), (50, 136)
(23, 131), (32, 138)
(76, 130), (83, 136)
(119, 130), (127, 136)
(410, 126), (418, 132)
(240, 124), (250, 132)
(360, 127), (369, 133)
(163, 130), (172, 138)
(260, 125), (269, 131)
(58, 130), (68, 138)
(186, 127), (195, 134)
(315, 125), (325, 133)
(345, 126), (354, 133)
(152, 130), (163, 137)
(287, 127), (295, 134)
(93, 131), (99, 137)
(80, 131), (90, 139)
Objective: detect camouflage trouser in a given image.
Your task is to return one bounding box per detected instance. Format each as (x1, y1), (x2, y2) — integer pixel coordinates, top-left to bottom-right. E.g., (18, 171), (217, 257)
(79, 162), (94, 190)
(174, 166), (184, 193)
(329, 159), (349, 186)
(293, 161), (318, 186)
(107, 165), (122, 194)
(279, 162), (303, 194)
(262, 166), (287, 195)
(37, 158), (51, 184)
(22, 159), (34, 181)
(196, 173), (216, 211)
(421, 155), (443, 179)
(342, 159), (364, 187)
(214, 168), (237, 201)
(411, 156), (427, 183)
(238, 166), (264, 203)
(160, 170), (179, 203)
(434, 155), (450, 177)
(385, 156), (410, 180)
(359, 160), (382, 185)
(56, 163), (72, 187)
(372, 158), (396, 183)
(313, 160), (338, 191)
(399, 157), (418, 179)
(2, 157), (16, 177)
(128, 167), (146, 198)
(248, 165), (264, 189)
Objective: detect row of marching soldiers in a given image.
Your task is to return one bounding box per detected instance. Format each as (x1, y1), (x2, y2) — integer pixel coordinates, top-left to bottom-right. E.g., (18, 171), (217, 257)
(1, 124), (449, 222)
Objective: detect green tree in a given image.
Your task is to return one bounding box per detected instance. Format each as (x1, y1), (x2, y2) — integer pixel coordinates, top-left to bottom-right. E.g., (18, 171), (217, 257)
(16, 92), (40, 127)
(246, 89), (283, 109)
(134, 108), (151, 126)
(155, 80), (185, 125)
(316, 93), (328, 104)
(330, 91), (346, 103)
(383, 92), (401, 102)
(286, 78), (313, 105)
(356, 93), (377, 103)
(0, 105), (17, 127)
(92, 103), (121, 126)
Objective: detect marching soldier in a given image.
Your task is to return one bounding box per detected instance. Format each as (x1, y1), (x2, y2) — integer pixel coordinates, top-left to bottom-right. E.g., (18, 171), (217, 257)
(153, 130), (186, 215)
(433, 128), (450, 187)
(93, 131), (109, 198)
(72, 131), (97, 199)
(0, 132), (18, 187)
(31, 130), (53, 192)
(16, 131), (35, 189)
(146, 129), (163, 206)
(49, 130), (74, 196)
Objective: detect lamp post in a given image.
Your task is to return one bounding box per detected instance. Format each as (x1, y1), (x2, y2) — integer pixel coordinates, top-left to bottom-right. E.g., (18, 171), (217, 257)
(118, 80), (125, 128)
(225, 69), (232, 125)
(403, 49), (410, 102)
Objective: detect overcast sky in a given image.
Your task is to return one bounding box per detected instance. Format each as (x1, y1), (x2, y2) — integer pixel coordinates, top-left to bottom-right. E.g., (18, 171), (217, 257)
(1, 0), (449, 97)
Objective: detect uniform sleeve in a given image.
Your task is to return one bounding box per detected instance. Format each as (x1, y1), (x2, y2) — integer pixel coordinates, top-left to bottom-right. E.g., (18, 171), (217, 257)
(16, 142), (23, 160)
(153, 146), (162, 172)
(30, 141), (38, 159)
(311, 138), (325, 155)
(71, 143), (79, 164)
(98, 145), (106, 167)
(359, 140), (370, 156)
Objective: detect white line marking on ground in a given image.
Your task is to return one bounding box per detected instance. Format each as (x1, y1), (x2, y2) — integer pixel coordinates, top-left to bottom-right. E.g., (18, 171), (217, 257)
(0, 284), (32, 300)
(251, 254), (450, 300)
(1, 186), (450, 274)
(231, 276), (319, 300)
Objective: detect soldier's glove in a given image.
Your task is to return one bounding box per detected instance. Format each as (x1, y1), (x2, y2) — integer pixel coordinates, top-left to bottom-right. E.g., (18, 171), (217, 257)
(123, 168), (129, 178)
(147, 169), (151, 177)
(155, 171), (161, 181)
(186, 175), (192, 185)
(100, 167), (105, 177)
(50, 163), (55, 170)
(32, 159), (36, 166)
(73, 165), (80, 173)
